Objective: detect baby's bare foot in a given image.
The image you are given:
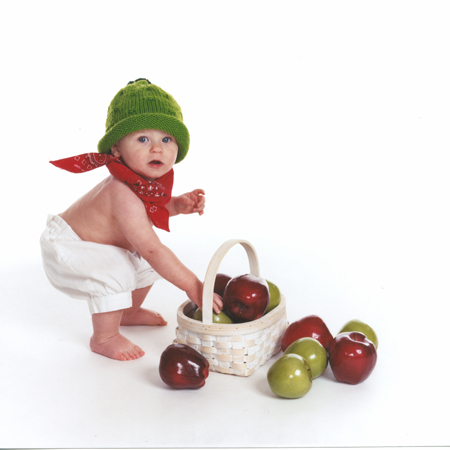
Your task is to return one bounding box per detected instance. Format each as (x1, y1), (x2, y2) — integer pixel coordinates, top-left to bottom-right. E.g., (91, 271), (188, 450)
(90, 333), (145, 361)
(121, 307), (167, 326)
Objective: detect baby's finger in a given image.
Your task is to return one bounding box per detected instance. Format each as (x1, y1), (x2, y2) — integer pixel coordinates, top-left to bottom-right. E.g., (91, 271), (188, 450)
(193, 198), (206, 214)
(194, 203), (205, 213)
(191, 189), (205, 202)
(184, 194), (196, 204)
(197, 195), (206, 207)
(214, 293), (223, 308)
(213, 294), (223, 313)
(194, 206), (205, 216)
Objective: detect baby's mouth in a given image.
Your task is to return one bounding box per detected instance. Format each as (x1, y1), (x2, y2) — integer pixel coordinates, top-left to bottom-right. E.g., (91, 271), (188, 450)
(148, 160), (163, 168)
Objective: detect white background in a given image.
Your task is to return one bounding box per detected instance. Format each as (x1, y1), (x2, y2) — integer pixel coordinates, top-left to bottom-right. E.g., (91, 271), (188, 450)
(1, 1), (449, 448)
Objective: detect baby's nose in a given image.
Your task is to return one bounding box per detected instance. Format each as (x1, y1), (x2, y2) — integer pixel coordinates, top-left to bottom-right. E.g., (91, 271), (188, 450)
(150, 143), (162, 152)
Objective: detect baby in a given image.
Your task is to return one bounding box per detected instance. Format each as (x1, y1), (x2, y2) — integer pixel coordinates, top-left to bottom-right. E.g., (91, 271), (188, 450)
(40, 78), (222, 361)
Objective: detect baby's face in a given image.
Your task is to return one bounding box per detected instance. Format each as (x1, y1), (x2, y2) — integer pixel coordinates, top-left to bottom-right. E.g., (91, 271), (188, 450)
(111, 129), (178, 181)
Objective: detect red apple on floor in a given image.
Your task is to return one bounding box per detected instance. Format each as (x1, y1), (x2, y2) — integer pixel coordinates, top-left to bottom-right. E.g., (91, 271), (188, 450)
(281, 315), (333, 352)
(328, 332), (377, 385)
(222, 274), (270, 323)
(214, 273), (232, 297)
(159, 344), (209, 389)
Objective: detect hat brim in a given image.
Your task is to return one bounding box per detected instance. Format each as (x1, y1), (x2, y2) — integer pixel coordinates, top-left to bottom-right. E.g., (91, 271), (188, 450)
(97, 113), (189, 164)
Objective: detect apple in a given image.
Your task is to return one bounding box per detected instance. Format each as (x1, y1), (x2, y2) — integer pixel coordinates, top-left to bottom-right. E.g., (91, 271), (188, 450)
(281, 315), (333, 352)
(214, 273), (232, 297)
(267, 354), (313, 399)
(284, 337), (328, 379)
(265, 280), (281, 314)
(222, 274), (270, 323)
(339, 319), (378, 349)
(192, 308), (233, 324)
(159, 344), (209, 389)
(328, 332), (377, 385)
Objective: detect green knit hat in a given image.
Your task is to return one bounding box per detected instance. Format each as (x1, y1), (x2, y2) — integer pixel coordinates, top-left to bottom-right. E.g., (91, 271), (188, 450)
(98, 78), (189, 164)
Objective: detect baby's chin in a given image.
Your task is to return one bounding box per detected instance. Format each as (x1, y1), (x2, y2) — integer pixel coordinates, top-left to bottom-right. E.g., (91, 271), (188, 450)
(142, 166), (173, 182)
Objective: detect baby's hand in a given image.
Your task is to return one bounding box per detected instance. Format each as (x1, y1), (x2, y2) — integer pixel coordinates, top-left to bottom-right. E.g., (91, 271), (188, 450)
(212, 293), (223, 315)
(185, 279), (223, 314)
(174, 189), (206, 216)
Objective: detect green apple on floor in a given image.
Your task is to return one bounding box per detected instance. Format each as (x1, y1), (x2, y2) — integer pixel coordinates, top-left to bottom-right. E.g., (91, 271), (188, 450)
(267, 354), (312, 399)
(284, 337), (328, 379)
(339, 319), (378, 348)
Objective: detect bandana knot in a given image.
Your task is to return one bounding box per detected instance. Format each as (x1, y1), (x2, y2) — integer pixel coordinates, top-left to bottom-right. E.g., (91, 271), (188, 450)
(132, 179), (166, 198)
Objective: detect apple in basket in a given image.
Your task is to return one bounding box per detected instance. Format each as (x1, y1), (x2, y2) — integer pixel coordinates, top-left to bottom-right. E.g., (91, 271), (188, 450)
(159, 344), (209, 389)
(214, 273), (232, 297)
(193, 308), (233, 324)
(222, 274), (270, 323)
(265, 280), (281, 313)
(281, 315), (333, 352)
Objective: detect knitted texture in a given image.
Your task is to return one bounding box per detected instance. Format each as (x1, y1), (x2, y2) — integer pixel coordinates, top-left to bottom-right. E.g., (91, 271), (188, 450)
(98, 78), (190, 164)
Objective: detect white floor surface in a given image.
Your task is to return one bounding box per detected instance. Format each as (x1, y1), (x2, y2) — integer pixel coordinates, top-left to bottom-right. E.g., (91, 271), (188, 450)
(1, 235), (449, 449)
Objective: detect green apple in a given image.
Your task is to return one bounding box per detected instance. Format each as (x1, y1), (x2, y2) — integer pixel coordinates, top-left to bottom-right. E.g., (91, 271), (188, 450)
(267, 354), (312, 399)
(265, 280), (281, 313)
(193, 308), (233, 324)
(284, 337), (328, 379)
(339, 319), (378, 349)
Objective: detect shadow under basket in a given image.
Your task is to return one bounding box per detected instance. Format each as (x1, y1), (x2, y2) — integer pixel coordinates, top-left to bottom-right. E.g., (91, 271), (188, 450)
(174, 239), (288, 377)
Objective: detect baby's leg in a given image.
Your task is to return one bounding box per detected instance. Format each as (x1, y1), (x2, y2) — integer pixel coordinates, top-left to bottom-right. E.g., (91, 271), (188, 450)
(90, 310), (145, 361)
(120, 285), (167, 326)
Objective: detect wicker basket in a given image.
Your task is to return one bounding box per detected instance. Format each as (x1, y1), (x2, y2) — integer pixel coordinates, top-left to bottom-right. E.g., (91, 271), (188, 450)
(174, 239), (287, 377)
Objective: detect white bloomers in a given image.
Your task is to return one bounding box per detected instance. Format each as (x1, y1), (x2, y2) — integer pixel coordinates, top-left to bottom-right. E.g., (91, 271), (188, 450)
(40, 214), (162, 314)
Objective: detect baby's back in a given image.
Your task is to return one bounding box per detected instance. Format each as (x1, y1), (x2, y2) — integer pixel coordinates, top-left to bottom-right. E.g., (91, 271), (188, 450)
(60, 176), (136, 252)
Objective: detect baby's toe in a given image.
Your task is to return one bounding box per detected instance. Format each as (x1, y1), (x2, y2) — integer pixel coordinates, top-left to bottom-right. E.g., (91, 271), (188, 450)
(132, 345), (145, 358)
(118, 352), (130, 361)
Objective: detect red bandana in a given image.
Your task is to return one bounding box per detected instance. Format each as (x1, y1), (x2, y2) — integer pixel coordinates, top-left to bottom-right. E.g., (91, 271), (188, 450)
(50, 153), (173, 232)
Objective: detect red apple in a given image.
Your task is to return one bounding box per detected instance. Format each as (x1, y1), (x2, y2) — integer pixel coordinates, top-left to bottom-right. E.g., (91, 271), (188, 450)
(214, 273), (232, 297)
(159, 344), (209, 389)
(328, 332), (377, 385)
(281, 315), (333, 352)
(222, 274), (270, 323)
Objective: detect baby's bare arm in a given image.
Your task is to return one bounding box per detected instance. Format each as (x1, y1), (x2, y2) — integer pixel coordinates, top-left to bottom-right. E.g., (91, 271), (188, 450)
(111, 181), (221, 312)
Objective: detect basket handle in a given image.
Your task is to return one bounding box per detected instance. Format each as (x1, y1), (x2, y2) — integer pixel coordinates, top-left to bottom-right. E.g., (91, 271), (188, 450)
(201, 239), (260, 324)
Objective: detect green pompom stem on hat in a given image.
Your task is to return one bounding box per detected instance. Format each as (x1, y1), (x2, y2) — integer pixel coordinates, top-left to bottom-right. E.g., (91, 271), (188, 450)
(97, 79), (189, 164)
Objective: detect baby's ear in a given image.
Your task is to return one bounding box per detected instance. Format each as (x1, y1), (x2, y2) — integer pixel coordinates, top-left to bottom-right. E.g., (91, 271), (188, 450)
(111, 143), (120, 157)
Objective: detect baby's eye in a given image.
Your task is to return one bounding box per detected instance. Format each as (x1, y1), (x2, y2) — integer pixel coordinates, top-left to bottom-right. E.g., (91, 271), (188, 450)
(162, 137), (171, 143)
(138, 136), (149, 143)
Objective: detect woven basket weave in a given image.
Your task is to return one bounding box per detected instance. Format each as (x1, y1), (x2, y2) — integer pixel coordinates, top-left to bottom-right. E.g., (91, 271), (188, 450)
(175, 239), (287, 377)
